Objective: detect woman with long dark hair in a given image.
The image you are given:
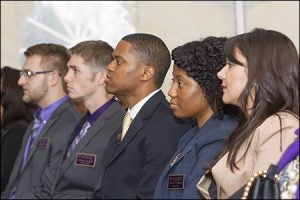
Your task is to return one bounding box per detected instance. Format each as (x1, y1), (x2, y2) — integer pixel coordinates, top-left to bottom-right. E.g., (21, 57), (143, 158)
(197, 28), (299, 199)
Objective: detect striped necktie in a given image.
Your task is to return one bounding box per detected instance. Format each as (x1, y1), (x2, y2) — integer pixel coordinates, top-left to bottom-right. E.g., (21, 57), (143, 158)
(120, 111), (133, 141)
(67, 121), (91, 156)
(10, 113), (42, 199)
(20, 113), (42, 173)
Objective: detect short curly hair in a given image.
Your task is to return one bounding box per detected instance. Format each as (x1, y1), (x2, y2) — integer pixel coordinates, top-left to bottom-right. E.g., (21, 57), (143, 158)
(172, 36), (238, 118)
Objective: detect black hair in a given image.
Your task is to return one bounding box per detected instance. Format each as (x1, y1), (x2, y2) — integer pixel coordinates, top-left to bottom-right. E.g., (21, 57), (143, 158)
(122, 33), (171, 88)
(172, 36), (241, 118)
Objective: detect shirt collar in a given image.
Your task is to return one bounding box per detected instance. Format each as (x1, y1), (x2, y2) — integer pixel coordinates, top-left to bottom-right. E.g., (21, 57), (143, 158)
(128, 89), (160, 119)
(36, 95), (68, 123)
(86, 97), (116, 125)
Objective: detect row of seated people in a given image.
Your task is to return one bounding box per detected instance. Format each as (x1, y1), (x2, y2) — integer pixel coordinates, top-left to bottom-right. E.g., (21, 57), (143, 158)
(1, 28), (299, 199)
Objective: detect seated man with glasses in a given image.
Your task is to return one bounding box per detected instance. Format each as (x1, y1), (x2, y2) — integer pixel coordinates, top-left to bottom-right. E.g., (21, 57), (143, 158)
(1, 43), (82, 199)
(19, 69), (54, 77)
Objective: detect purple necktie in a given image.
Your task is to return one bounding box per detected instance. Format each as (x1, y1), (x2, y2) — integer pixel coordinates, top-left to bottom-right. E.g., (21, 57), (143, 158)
(20, 115), (42, 172)
(67, 121), (91, 156)
(10, 114), (41, 199)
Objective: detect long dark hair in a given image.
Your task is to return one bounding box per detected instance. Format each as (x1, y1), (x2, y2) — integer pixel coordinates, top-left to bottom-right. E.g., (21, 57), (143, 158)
(225, 28), (299, 171)
(1, 66), (36, 126)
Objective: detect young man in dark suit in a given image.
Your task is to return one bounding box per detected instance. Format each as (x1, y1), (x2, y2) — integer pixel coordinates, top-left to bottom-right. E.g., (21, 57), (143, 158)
(1, 43), (81, 199)
(32, 40), (125, 199)
(93, 33), (191, 199)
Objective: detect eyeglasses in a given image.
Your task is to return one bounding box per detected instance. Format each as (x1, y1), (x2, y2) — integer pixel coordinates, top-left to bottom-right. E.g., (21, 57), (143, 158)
(20, 69), (53, 78)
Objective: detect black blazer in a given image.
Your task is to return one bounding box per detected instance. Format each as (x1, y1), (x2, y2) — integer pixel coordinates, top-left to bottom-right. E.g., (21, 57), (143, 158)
(96, 91), (191, 199)
(1, 120), (29, 192)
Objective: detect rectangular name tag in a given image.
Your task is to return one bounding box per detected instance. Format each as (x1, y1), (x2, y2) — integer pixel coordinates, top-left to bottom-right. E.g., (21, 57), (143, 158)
(75, 153), (96, 168)
(168, 174), (185, 190)
(36, 138), (49, 149)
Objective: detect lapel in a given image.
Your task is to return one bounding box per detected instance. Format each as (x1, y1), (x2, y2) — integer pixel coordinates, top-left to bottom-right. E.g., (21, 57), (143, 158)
(170, 130), (210, 171)
(1, 128), (8, 140)
(104, 91), (165, 167)
(1, 120), (28, 140)
(107, 115), (144, 163)
(59, 101), (121, 175)
(168, 128), (199, 169)
(22, 100), (71, 172)
(25, 116), (59, 162)
(166, 115), (224, 171)
(235, 133), (254, 163)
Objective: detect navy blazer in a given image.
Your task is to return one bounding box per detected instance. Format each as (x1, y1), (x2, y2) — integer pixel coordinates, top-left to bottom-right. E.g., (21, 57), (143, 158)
(1, 99), (81, 199)
(95, 91), (192, 199)
(154, 114), (238, 199)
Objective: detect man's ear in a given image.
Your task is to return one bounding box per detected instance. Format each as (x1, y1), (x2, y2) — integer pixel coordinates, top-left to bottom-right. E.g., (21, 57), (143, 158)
(96, 70), (107, 85)
(49, 71), (60, 86)
(140, 65), (155, 81)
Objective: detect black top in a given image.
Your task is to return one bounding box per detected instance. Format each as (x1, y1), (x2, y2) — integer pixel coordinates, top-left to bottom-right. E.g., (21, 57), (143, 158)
(1, 120), (29, 192)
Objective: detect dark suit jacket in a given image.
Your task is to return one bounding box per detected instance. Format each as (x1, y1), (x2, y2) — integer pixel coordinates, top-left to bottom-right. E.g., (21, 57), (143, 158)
(96, 91), (191, 199)
(1, 120), (29, 192)
(1, 99), (81, 199)
(33, 101), (125, 199)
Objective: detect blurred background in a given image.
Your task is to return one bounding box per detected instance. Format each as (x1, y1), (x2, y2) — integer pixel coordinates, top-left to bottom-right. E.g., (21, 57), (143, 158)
(1, 1), (299, 94)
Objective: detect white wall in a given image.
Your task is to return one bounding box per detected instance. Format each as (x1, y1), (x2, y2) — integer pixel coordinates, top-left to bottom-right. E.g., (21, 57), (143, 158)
(1, 1), (299, 95)
(132, 1), (299, 94)
(1, 1), (35, 68)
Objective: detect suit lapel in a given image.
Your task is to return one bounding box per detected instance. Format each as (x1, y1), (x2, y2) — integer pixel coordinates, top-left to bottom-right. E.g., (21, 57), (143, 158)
(59, 101), (121, 175)
(25, 117), (58, 164)
(60, 118), (103, 173)
(1, 120), (27, 140)
(165, 128), (199, 170)
(21, 100), (71, 172)
(7, 126), (32, 185)
(104, 91), (165, 167)
(165, 117), (220, 172)
(235, 133), (255, 163)
(106, 115), (144, 165)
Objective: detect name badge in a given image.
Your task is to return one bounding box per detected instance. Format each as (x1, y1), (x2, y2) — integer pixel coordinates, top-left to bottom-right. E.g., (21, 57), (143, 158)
(36, 138), (49, 149)
(75, 153), (96, 167)
(168, 174), (185, 190)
